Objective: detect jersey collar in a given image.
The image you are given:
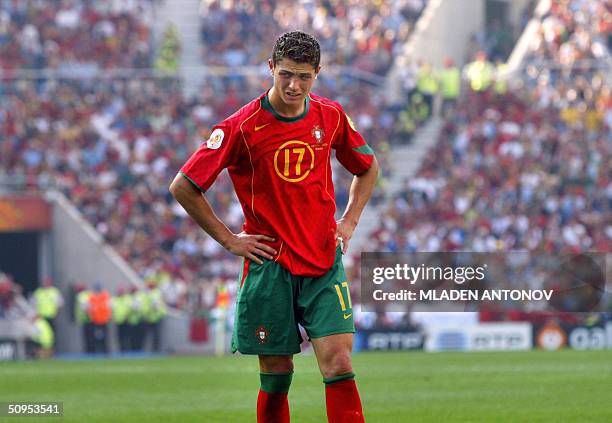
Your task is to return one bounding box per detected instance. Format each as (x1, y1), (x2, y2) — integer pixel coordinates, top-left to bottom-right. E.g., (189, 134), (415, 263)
(261, 92), (310, 123)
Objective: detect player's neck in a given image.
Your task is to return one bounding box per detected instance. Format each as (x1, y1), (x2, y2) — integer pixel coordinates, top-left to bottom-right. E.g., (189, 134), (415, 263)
(267, 88), (305, 117)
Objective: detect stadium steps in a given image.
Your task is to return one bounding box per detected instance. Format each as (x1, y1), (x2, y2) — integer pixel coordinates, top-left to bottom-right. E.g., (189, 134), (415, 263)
(507, 0), (552, 74)
(44, 190), (144, 354)
(386, 116), (443, 194)
(351, 117), (443, 254)
(153, 0), (203, 98)
(385, 0), (486, 104)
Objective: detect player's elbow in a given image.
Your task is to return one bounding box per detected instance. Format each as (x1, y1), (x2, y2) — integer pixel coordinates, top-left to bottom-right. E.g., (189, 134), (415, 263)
(169, 173), (191, 200)
(170, 173), (202, 204)
(168, 175), (181, 198)
(370, 155), (380, 177)
(363, 155), (379, 179)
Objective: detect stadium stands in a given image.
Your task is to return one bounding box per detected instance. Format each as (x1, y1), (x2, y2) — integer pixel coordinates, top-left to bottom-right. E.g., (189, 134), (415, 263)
(198, 0), (426, 73)
(0, 0), (154, 70)
(366, 84), (609, 254)
(527, 0), (610, 64)
(353, 0), (611, 326)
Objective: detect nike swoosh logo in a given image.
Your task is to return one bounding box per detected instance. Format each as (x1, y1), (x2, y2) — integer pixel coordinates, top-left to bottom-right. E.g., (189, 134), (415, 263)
(254, 123), (270, 131)
(343, 313), (352, 320)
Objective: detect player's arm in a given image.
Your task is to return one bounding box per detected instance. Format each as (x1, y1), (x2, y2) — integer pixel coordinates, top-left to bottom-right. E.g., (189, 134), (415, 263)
(169, 174), (276, 264)
(336, 155), (379, 253)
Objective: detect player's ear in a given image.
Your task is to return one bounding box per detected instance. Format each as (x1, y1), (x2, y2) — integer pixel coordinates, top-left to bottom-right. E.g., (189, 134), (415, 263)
(314, 65), (321, 79)
(268, 59), (274, 76)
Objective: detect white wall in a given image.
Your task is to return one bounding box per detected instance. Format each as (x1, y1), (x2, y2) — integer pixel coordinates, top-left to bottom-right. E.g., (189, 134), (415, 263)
(403, 0), (485, 68)
(386, 0), (485, 103)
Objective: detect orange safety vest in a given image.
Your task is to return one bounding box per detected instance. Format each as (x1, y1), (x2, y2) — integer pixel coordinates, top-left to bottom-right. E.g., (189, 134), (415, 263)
(216, 288), (230, 309)
(88, 292), (112, 324)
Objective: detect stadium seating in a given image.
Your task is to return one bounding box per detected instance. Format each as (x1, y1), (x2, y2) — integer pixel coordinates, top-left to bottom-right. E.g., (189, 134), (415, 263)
(365, 83), (609, 251)
(0, 0), (154, 70)
(527, 0), (610, 64)
(198, 0), (426, 73)
(353, 0), (611, 326)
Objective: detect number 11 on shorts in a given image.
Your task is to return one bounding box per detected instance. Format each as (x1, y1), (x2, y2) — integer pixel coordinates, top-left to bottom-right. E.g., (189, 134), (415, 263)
(334, 281), (352, 311)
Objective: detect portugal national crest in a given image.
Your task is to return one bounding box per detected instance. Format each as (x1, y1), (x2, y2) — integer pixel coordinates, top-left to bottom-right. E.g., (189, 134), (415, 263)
(311, 125), (324, 144)
(255, 326), (269, 344)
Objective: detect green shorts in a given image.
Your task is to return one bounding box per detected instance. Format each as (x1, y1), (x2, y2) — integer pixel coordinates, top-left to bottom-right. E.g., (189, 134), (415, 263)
(231, 247), (355, 355)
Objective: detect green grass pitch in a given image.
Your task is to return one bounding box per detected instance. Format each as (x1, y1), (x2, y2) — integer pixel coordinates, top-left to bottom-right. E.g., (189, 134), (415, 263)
(2, 350), (611, 422)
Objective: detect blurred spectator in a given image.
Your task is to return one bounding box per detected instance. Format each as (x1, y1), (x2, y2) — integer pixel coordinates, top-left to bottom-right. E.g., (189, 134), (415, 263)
(127, 286), (146, 351)
(28, 314), (54, 359)
(87, 283), (112, 353)
(0, 272), (34, 319)
(112, 286), (132, 352)
(143, 280), (166, 352)
(31, 277), (64, 340)
(439, 58), (461, 116)
(493, 58), (510, 96)
(73, 283), (94, 353)
(155, 23), (180, 75)
(416, 61), (438, 119)
(463, 51), (495, 93)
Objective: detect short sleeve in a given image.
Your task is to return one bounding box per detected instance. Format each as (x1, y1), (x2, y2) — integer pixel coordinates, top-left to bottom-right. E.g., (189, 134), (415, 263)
(333, 109), (375, 175)
(179, 123), (241, 192)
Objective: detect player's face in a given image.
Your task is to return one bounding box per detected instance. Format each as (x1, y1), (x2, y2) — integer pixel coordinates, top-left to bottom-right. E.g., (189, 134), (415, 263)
(270, 58), (320, 106)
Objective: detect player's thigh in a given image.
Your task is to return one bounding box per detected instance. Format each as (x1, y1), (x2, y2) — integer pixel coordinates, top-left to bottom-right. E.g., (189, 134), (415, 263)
(232, 259), (301, 355)
(298, 247), (355, 339)
(259, 354), (294, 373)
(311, 333), (354, 378)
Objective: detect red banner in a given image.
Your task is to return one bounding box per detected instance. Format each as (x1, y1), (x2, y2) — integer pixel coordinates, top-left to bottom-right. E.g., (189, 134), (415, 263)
(0, 196), (51, 232)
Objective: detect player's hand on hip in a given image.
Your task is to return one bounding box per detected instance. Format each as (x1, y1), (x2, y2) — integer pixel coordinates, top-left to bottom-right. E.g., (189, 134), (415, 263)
(225, 232), (277, 264)
(335, 218), (356, 255)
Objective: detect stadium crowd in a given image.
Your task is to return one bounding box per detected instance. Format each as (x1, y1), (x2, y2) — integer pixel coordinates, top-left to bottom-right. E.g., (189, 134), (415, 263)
(353, 0), (611, 327)
(198, 0), (427, 75)
(0, 0), (154, 71)
(527, 0), (610, 65)
(367, 0), (610, 253)
(367, 83), (609, 254)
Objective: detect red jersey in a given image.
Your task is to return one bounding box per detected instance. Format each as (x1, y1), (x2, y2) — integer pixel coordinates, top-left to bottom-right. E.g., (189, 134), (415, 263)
(180, 92), (374, 277)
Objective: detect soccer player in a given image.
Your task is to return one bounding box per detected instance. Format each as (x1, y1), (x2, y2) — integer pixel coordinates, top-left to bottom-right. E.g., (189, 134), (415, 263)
(170, 31), (378, 423)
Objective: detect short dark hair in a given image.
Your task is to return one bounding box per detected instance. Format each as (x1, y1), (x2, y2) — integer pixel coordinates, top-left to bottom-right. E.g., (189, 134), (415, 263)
(272, 31), (320, 69)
